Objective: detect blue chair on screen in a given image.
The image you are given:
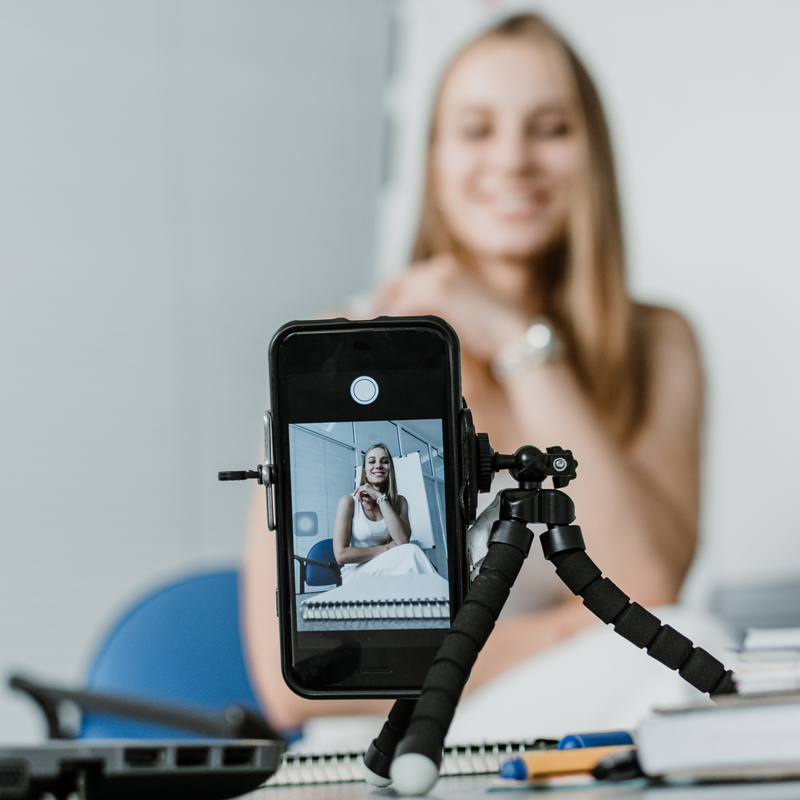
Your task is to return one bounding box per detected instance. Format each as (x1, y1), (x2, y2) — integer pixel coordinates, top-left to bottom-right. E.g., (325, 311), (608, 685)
(293, 539), (342, 593)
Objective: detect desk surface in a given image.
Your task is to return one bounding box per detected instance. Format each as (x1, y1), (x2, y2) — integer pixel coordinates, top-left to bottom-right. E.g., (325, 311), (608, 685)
(247, 775), (800, 800)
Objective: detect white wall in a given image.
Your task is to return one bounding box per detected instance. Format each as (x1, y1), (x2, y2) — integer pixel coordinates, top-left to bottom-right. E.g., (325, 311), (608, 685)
(379, 0), (800, 605)
(0, 1), (388, 742)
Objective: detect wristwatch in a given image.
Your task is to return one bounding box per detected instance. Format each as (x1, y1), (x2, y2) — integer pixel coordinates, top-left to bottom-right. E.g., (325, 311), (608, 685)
(492, 318), (561, 382)
(376, 493), (388, 504)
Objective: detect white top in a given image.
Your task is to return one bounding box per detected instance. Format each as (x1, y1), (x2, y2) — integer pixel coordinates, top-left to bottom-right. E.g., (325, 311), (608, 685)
(349, 498), (390, 548)
(341, 497), (439, 583)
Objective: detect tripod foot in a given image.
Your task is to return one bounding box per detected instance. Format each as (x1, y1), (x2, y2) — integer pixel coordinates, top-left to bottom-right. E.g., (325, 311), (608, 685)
(390, 753), (439, 796)
(359, 753), (393, 787)
(361, 698), (417, 786)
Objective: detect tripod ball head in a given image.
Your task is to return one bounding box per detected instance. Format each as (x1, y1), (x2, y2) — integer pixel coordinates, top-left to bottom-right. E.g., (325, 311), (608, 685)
(459, 402), (578, 522)
(502, 445), (577, 487)
(506, 445), (550, 484)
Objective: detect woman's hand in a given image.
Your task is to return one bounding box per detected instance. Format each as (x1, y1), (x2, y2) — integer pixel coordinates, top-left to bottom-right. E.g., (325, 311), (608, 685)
(372, 256), (530, 362)
(353, 485), (380, 504)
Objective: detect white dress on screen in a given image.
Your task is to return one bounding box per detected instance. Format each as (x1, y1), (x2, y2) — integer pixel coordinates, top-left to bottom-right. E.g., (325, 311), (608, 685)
(339, 498), (437, 583)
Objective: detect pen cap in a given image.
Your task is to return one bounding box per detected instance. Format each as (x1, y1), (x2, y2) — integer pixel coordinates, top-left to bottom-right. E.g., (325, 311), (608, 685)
(558, 731), (633, 749)
(499, 758), (528, 781)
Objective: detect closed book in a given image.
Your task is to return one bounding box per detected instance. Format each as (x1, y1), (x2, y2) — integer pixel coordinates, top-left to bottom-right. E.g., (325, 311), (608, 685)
(635, 692), (800, 779)
(733, 627), (800, 694)
(743, 628), (800, 650)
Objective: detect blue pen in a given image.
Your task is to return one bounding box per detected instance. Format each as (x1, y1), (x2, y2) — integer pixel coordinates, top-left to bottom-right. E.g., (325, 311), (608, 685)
(499, 759), (527, 780)
(558, 730), (633, 749)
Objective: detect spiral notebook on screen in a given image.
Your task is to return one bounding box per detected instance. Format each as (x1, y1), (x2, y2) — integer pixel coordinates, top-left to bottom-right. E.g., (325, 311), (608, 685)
(265, 739), (554, 786)
(299, 574), (450, 630)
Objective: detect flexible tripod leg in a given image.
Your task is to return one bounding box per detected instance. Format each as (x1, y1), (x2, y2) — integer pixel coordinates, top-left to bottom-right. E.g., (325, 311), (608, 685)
(542, 525), (736, 696)
(389, 519), (532, 795)
(387, 525), (737, 796)
(361, 698), (417, 786)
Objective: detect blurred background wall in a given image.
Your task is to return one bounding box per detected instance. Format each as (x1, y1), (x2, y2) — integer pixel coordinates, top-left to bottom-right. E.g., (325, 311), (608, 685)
(0, 0), (389, 741)
(1, 0), (799, 741)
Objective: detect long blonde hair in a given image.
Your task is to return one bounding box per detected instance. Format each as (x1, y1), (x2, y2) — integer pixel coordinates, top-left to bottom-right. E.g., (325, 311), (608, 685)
(413, 13), (646, 443)
(359, 444), (399, 509)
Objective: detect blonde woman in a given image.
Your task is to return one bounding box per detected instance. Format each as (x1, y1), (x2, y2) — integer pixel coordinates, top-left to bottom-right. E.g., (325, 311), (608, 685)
(333, 444), (436, 580)
(245, 13), (704, 732)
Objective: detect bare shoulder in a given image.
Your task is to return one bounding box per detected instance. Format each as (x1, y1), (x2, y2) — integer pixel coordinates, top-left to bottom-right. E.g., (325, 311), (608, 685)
(624, 305), (704, 539)
(338, 494), (356, 513)
(635, 304), (702, 389)
(631, 303), (703, 445)
(636, 303), (699, 355)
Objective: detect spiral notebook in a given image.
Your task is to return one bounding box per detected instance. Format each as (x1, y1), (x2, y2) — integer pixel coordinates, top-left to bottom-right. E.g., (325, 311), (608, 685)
(300, 575), (450, 621)
(298, 575), (451, 632)
(265, 740), (553, 786)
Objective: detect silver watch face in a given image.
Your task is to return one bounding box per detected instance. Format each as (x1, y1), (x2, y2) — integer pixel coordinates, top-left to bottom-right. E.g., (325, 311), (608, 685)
(492, 318), (560, 382)
(526, 321), (553, 352)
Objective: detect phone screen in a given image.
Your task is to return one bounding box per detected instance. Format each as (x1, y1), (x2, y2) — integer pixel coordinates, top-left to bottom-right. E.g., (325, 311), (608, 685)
(289, 417), (449, 634)
(271, 320), (464, 695)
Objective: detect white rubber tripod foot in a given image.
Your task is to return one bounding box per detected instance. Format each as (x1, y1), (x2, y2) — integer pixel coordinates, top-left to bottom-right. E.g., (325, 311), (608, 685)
(359, 754), (392, 787)
(390, 753), (440, 796)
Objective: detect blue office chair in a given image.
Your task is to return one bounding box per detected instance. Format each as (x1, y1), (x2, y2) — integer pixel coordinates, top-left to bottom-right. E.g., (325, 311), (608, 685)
(12, 569), (284, 741)
(293, 539), (341, 593)
(82, 570), (262, 738)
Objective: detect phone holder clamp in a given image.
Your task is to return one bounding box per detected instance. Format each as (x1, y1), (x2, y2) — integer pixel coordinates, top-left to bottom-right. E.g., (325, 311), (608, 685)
(217, 412), (276, 530)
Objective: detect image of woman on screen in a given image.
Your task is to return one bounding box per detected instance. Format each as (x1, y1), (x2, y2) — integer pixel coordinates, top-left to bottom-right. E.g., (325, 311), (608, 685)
(332, 444), (437, 581)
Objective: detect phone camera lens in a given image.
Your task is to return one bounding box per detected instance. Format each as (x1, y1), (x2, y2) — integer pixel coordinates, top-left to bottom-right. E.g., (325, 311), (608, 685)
(350, 376), (379, 405)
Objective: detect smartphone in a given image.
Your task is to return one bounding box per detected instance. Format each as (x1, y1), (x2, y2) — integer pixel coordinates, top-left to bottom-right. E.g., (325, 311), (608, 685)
(268, 316), (466, 698)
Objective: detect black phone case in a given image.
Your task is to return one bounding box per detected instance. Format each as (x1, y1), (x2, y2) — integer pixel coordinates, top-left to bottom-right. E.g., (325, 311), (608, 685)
(268, 315), (466, 698)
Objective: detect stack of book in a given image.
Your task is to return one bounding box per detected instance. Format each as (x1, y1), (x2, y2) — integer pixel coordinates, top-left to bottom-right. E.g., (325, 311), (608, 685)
(734, 627), (800, 695)
(633, 629), (800, 781)
(635, 691), (800, 780)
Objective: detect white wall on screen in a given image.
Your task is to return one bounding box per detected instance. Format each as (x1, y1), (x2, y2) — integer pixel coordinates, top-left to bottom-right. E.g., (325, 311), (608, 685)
(290, 426), (356, 591)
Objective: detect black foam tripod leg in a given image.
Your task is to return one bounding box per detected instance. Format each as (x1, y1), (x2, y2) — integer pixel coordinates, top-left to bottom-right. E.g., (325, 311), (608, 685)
(390, 527), (529, 795)
(361, 698), (417, 786)
(541, 525), (737, 697)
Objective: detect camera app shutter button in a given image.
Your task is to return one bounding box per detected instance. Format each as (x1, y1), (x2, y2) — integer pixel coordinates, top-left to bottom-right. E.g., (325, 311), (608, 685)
(350, 376), (379, 405)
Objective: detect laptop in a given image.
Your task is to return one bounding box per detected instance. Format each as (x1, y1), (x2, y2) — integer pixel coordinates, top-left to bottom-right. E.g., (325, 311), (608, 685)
(0, 738), (285, 800)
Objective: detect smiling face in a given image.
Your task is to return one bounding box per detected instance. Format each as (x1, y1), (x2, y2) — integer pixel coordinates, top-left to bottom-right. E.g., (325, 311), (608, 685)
(363, 446), (391, 488)
(431, 37), (584, 265)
